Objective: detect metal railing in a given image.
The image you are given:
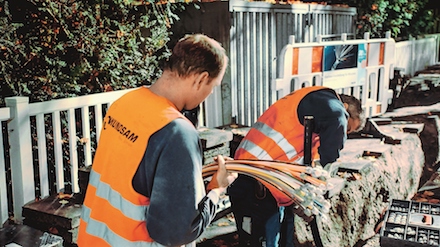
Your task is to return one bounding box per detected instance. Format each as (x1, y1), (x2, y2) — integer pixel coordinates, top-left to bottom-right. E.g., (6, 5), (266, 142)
(229, 0), (357, 126)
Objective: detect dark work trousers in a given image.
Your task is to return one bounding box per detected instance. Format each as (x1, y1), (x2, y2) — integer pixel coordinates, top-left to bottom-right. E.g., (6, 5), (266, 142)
(228, 174), (280, 247)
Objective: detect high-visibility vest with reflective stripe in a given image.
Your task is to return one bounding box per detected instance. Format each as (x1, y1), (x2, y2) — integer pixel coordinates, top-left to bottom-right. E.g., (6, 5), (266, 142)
(234, 86), (336, 206)
(78, 87), (185, 246)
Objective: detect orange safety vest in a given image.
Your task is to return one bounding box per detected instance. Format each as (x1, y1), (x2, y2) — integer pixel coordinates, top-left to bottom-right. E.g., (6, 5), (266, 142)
(234, 86), (337, 206)
(77, 87), (185, 246)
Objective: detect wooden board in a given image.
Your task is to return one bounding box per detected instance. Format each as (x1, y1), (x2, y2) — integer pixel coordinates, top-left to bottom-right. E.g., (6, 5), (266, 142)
(22, 193), (82, 245)
(0, 224), (44, 247)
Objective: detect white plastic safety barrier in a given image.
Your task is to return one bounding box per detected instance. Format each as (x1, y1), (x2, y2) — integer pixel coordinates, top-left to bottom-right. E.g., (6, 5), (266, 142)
(273, 32), (395, 118)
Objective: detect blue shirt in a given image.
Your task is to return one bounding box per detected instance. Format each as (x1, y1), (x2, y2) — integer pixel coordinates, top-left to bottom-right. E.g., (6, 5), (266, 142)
(297, 89), (349, 166)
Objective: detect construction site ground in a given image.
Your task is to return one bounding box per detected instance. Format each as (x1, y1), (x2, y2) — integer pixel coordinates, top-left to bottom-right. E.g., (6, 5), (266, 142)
(197, 67), (440, 247)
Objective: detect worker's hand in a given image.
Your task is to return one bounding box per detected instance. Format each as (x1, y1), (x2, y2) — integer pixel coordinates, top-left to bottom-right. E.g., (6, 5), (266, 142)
(214, 155), (237, 188)
(206, 155), (237, 193)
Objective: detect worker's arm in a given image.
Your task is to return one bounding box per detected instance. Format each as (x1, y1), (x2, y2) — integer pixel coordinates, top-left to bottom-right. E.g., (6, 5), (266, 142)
(316, 113), (347, 165)
(298, 90), (349, 166)
(132, 119), (219, 246)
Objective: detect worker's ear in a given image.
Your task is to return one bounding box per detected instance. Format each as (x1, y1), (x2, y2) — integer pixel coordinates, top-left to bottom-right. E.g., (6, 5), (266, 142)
(343, 103), (353, 118)
(194, 71), (210, 90)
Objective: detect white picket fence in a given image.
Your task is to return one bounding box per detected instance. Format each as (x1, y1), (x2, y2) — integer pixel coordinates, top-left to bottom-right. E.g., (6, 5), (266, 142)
(229, 1), (357, 126)
(0, 89), (133, 224)
(395, 33), (440, 77)
(1, 34), (439, 226)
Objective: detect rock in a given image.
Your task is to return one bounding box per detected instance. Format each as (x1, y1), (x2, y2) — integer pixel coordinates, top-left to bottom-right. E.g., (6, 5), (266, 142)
(294, 129), (425, 247)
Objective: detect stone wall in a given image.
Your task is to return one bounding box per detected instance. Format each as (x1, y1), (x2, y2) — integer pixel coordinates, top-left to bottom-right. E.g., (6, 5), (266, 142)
(295, 131), (425, 246)
(294, 104), (440, 247)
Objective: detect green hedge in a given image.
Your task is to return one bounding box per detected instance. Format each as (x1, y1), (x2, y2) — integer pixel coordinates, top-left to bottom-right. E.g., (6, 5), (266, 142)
(330, 0), (438, 39)
(0, 0), (189, 105)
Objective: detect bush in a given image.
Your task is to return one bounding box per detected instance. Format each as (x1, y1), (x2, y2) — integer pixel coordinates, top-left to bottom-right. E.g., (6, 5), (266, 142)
(0, 0), (190, 204)
(348, 0), (438, 39)
(0, 0), (186, 105)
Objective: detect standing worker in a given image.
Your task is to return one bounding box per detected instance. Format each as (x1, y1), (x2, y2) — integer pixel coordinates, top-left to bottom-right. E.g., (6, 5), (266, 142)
(228, 86), (365, 247)
(78, 34), (235, 247)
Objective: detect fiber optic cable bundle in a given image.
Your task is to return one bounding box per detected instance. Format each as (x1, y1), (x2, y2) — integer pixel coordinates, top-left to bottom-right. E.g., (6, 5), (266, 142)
(202, 159), (333, 221)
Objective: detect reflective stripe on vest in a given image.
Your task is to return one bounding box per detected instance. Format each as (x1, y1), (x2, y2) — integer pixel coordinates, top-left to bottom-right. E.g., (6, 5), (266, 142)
(236, 86), (331, 163)
(80, 210), (186, 247)
(78, 87), (186, 246)
(88, 169), (148, 221)
(81, 205), (153, 247)
(239, 121), (298, 160)
(234, 86), (335, 206)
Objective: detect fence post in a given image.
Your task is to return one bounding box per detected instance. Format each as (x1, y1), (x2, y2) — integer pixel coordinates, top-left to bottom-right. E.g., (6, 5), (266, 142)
(0, 108), (11, 225)
(409, 35), (416, 76)
(382, 31), (395, 113)
(5, 97), (35, 223)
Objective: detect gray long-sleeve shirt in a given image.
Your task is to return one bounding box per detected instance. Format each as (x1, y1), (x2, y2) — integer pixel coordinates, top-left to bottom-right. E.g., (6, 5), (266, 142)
(132, 118), (219, 246)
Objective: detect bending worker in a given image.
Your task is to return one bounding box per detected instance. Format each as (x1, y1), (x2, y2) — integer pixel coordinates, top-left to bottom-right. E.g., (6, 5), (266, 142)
(78, 34), (235, 247)
(228, 86), (365, 247)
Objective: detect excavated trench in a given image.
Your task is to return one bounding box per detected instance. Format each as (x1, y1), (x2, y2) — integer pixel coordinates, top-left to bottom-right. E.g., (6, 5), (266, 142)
(197, 67), (440, 247)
